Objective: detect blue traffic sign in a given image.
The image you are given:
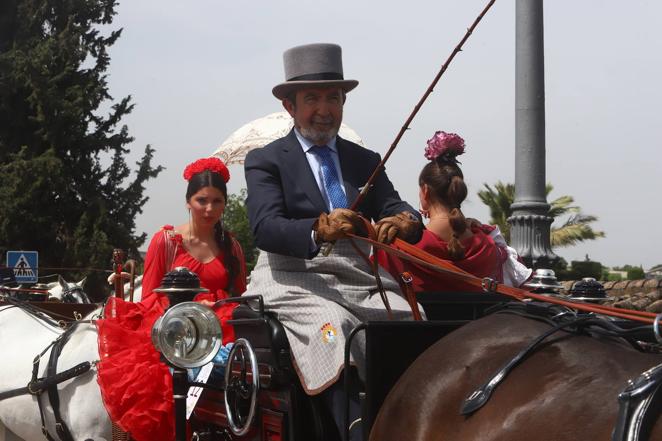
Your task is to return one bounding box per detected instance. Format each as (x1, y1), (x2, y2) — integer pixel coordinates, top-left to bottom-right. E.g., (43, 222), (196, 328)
(6, 251), (38, 284)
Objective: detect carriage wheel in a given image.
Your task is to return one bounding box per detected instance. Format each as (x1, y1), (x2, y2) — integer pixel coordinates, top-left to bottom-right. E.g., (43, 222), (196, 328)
(224, 338), (260, 436)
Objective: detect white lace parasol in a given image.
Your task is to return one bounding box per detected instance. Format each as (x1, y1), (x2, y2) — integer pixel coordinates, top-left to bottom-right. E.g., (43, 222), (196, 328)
(212, 111), (365, 165)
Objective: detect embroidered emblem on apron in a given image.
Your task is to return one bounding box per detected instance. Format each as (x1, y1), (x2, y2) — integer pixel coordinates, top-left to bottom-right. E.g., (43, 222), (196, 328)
(320, 322), (337, 343)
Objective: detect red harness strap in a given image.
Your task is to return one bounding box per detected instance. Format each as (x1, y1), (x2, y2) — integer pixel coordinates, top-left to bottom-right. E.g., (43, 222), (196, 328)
(347, 232), (658, 325)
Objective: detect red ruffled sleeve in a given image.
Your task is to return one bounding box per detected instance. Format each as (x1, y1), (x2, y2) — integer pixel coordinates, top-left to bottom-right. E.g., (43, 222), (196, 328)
(97, 298), (174, 441)
(141, 227), (179, 310)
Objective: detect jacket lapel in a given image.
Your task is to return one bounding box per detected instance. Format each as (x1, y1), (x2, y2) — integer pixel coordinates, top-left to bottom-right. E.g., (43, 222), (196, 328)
(281, 130), (328, 213)
(336, 137), (360, 205)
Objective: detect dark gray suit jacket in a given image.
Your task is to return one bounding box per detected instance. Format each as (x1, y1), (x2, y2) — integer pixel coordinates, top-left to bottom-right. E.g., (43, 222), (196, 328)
(245, 129), (419, 259)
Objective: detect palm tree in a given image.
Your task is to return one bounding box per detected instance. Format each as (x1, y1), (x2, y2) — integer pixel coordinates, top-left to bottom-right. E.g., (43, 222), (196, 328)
(477, 181), (605, 247)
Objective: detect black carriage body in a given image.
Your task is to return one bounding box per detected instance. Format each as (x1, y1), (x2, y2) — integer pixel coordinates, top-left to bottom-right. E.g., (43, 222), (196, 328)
(190, 292), (511, 441)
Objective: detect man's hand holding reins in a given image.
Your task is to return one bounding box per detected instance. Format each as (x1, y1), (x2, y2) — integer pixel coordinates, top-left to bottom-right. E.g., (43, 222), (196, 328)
(314, 208), (364, 244)
(375, 211), (423, 244)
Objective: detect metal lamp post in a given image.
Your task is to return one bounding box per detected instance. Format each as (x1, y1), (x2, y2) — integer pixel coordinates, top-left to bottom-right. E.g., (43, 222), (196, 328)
(510, 0), (558, 268)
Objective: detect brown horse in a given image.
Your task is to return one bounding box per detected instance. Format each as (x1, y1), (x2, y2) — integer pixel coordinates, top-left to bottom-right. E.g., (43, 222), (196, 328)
(370, 305), (662, 441)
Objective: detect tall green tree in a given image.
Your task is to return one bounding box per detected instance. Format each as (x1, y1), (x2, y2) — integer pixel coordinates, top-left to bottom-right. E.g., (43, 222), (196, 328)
(0, 0), (162, 297)
(477, 182), (605, 247)
(224, 189), (258, 273)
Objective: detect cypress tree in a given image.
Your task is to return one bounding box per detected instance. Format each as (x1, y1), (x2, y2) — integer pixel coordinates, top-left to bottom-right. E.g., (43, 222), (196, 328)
(0, 0), (163, 298)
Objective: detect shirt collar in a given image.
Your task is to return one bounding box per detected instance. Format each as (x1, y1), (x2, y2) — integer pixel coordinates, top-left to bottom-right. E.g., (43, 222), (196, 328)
(294, 127), (338, 154)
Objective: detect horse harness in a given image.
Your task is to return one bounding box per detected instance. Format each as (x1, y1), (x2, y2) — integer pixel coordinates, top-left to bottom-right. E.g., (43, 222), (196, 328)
(459, 302), (662, 441)
(0, 300), (98, 441)
(613, 362), (662, 441)
(61, 284), (90, 304)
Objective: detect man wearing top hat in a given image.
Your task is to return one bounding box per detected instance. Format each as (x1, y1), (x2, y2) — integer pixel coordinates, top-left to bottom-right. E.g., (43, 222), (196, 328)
(244, 43), (423, 438)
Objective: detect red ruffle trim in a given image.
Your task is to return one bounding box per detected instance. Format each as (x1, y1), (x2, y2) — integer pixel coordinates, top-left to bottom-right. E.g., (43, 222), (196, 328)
(96, 296), (238, 441)
(96, 298), (174, 441)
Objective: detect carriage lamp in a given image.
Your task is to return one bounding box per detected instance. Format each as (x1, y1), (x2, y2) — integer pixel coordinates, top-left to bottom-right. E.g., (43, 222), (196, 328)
(150, 267), (223, 441)
(151, 301), (222, 369)
(151, 267), (222, 369)
(568, 277), (608, 303)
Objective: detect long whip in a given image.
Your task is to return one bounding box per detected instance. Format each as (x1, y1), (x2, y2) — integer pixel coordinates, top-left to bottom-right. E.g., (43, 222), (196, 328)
(350, 0), (497, 210)
(322, 0), (497, 257)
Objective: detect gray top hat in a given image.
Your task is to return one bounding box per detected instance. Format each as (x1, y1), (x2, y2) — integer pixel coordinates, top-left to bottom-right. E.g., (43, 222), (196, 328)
(272, 43), (359, 100)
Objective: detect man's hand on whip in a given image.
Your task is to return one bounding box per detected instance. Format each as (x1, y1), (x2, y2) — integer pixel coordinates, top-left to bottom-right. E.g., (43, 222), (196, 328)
(313, 208), (365, 244)
(374, 211), (423, 244)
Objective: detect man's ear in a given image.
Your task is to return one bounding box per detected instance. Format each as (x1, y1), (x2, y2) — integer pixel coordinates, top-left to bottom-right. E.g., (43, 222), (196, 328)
(282, 99), (295, 117)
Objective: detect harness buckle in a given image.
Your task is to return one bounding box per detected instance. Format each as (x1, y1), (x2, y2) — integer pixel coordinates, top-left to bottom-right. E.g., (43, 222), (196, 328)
(400, 272), (413, 284)
(481, 277), (498, 293)
(27, 381), (40, 395)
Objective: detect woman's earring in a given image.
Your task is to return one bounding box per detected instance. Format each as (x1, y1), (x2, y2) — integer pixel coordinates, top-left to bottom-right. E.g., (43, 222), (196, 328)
(419, 208), (430, 219)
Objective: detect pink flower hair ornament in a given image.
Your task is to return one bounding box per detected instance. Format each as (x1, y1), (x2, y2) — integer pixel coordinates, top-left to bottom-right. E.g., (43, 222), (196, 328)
(183, 157), (230, 183)
(424, 131), (466, 163)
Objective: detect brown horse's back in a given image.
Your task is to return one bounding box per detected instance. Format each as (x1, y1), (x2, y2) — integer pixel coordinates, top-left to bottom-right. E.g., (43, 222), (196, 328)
(370, 312), (662, 441)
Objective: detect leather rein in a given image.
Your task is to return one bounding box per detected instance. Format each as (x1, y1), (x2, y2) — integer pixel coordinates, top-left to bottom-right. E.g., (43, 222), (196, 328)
(344, 221), (661, 328)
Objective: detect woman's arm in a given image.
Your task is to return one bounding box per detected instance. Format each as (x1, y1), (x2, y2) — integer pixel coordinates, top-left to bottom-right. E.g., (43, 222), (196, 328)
(141, 230), (170, 304)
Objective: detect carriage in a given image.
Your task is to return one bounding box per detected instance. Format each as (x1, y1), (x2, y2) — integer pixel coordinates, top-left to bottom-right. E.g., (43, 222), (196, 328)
(0, 269), (500, 441)
(2, 264), (662, 441)
(184, 279), (662, 441)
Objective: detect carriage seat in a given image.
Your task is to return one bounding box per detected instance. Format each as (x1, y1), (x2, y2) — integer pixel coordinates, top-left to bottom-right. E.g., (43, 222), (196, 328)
(227, 297), (294, 387)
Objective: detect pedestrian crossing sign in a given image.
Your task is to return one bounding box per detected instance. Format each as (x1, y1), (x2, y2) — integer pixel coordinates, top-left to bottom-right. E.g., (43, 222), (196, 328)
(6, 251), (38, 284)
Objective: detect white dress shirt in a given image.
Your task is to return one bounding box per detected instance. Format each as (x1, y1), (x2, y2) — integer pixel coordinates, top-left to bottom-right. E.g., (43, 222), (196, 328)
(294, 128), (347, 211)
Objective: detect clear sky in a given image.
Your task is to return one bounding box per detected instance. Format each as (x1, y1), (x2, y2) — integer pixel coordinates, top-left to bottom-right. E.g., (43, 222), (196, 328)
(105, 0), (662, 270)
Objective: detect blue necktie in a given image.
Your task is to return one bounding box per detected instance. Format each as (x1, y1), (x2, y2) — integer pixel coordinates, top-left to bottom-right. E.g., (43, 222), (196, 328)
(311, 145), (348, 210)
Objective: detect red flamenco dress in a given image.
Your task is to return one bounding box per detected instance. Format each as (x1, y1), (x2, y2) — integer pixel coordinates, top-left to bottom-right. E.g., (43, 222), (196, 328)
(376, 224), (529, 292)
(96, 226), (246, 441)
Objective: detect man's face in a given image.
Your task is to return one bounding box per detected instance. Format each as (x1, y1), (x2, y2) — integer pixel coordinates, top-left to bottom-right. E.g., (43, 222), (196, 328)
(283, 86), (344, 145)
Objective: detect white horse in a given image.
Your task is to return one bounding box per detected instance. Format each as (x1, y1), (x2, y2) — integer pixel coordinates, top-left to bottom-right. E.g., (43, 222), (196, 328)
(46, 276), (91, 304)
(0, 302), (111, 441)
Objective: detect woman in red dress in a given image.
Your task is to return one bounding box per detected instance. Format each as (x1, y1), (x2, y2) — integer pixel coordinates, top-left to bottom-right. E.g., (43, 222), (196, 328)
(96, 157), (247, 441)
(376, 131), (530, 292)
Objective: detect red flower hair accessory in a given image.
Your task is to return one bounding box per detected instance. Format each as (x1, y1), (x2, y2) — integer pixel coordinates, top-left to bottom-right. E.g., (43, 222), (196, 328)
(183, 157), (230, 183)
(424, 131), (465, 163)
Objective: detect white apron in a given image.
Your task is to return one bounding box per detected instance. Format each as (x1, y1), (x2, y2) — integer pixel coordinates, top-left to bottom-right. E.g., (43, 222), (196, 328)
(245, 239), (420, 394)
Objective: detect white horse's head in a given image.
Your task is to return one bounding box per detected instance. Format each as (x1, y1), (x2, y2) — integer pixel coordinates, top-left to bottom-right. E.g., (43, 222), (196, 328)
(47, 275), (91, 303)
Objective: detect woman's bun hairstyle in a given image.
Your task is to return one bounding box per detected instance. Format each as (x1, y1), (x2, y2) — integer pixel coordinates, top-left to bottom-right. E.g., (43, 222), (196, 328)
(420, 131), (468, 260)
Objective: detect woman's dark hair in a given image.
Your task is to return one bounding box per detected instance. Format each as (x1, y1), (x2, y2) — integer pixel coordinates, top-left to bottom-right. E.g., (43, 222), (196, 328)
(418, 158), (468, 260)
(186, 170), (240, 293)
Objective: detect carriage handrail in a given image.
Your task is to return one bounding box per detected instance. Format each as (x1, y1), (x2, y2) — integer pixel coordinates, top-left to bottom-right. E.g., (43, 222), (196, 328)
(214, 294), (265, 317)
